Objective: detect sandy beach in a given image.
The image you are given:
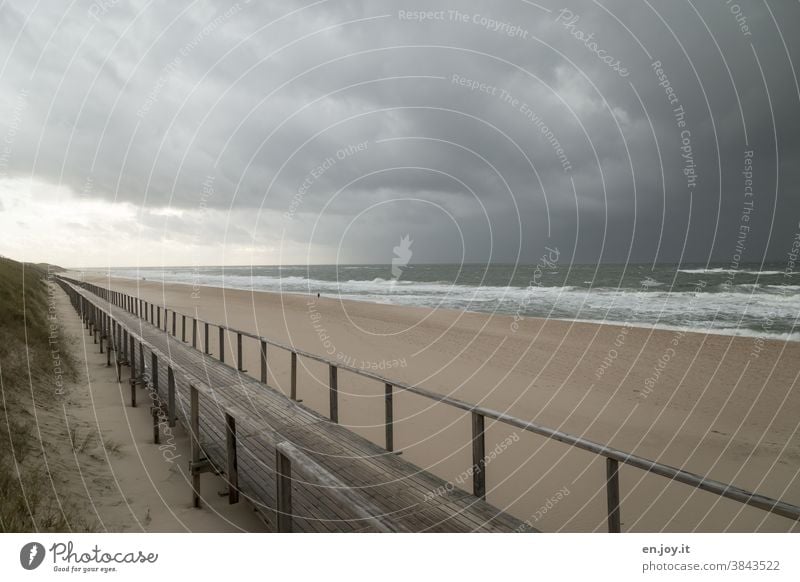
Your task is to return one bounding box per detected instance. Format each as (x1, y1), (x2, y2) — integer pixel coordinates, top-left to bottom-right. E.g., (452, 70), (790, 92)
(41, 282), (266, 532)
(70, 273), (800, 532)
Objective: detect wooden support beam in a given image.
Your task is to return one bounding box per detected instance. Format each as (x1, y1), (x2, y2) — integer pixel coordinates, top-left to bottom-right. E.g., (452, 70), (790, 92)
(192, 318), (197, 348)
(151, 352), (159, 395)
(167, 366), (176, 428)
(172, 310), (176, 336)
(190, 384), (201, 508)
(152, 407), (160, 444)
(606, 458), (621, 533)
(181, 315), (186, 342)
(290, 352), (297, 401)
(329, 364), (338, 423)
(260, 340), (267, 383)
(204, 322), (210, 355)
(385, 383), (394, 452)
(129, 337), (136, 408)
(219, 327), (225, 363)
(115, 327), (122, 382)
(106, 319), (112, 367)
(471, 412), (486, 499)
(237, 333), (243, 371)
(275, 449), (292, 532)
(225, 413), (239, 505)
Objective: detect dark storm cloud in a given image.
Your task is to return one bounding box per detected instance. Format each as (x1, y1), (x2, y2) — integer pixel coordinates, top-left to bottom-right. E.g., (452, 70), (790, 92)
(0, 0), (798, 264)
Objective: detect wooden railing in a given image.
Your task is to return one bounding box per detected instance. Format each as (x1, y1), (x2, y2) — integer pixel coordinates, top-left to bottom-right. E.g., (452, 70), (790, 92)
(57, 277), (397, 532)
(58, 276), (800, 532)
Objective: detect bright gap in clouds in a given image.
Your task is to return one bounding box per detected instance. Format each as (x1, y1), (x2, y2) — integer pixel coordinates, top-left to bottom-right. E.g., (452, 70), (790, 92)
(0, 177), (296, 268)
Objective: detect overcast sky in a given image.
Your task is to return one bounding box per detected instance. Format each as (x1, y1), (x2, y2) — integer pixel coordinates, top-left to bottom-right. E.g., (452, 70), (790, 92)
(0, 0), (798, 268)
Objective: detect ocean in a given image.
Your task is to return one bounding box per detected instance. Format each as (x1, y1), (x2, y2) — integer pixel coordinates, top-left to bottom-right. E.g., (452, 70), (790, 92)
(87, 263), (800, 341)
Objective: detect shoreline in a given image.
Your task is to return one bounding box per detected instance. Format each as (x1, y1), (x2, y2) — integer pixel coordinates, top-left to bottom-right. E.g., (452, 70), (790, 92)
(66, 271), (800, 344)
(71, 273), (800, 532)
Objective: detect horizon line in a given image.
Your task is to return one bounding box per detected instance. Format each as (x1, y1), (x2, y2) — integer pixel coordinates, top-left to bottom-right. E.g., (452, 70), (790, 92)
(61, 259), (786, 270)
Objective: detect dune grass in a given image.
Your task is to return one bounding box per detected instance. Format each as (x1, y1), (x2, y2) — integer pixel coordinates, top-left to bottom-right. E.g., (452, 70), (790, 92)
(0, 256), (87, 531)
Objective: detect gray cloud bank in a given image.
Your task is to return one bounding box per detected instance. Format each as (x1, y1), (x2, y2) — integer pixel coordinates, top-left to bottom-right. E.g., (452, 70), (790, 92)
(0, 0), (798, 265)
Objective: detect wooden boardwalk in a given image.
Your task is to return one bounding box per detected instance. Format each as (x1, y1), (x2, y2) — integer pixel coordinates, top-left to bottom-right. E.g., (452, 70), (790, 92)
(58, 276), (800, 533)
(59, 279), (526, 532)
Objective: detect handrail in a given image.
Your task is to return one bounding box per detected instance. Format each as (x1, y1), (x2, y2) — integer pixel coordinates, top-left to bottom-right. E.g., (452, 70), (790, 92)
(57, 275), (800, 530)
(57, 277), (397, 532)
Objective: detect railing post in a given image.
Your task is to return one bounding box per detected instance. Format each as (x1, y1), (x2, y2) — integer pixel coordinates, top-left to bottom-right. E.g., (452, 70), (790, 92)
(150, 303), (153, 323)
(182, 315), (186, 342)
(385, 383), (394, 452)
(139, 343), (145, 381)
(164, 309), (168, 331)
(129, 337), (136, 407)
(606, 458), (621, 533)
(225, 413), (239, 505)
(237, 333), (243, 371)
(172, 310), (176, 336)
(157, 306), (160, 329)
(190, 384), (201, 508)
(167, 366), (176, 428)
(151, 352), (159, 396)
(192, 318), (197, 348)
(329, 364), (338, 423)
(151, 353), (160, 445)
(290, 352), (297, 400)
(275, 449), (293, 532)
(115, 325), (122, 381)
(219, 327), (225, 363)
(204, 322), (210, 354)
(106, 319), (112, 367)
(260, 340), (267, 383)
(152, 407), (160, 444)
(471, 412), (486, 499)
